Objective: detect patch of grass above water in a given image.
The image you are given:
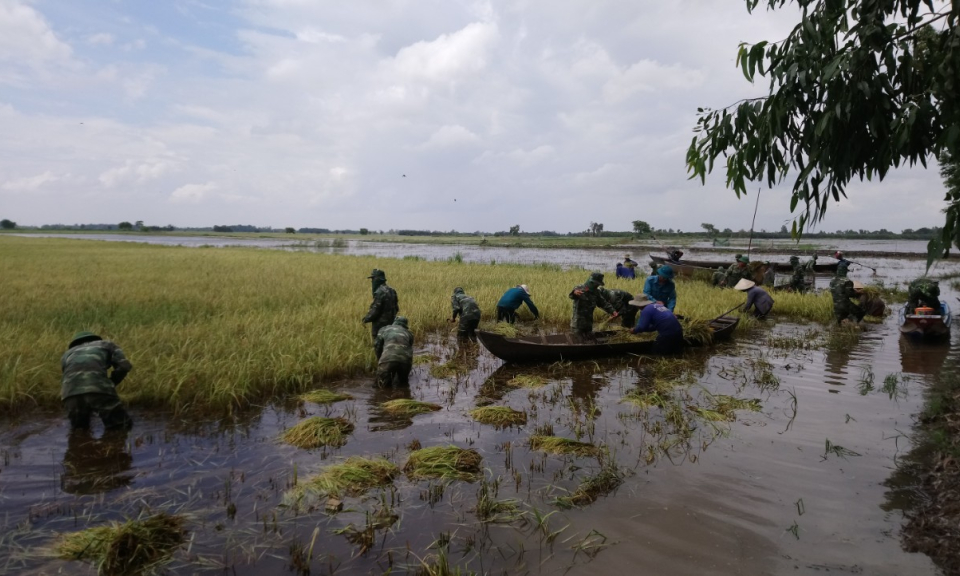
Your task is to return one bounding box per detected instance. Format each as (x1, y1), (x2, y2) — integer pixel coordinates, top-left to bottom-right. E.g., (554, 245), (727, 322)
(404, 446), (483, 481)
(506, 374), (548, 388)
(381, 399), (442, 416)
(555, 465), (624, 508)
(529, 435), (600, 457)
(468, 406), (527, 428)
(55, 512), (187, 576)
(300, 389), (353, 405)
(281, 417), (354, 449)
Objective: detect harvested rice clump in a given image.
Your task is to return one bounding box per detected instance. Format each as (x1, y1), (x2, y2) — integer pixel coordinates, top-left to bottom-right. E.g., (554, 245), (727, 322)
(468, 406), (527, 428)
(403, 446), (483, 481)
(300, 389), (353, 405)
(56, 512), (187, 576)
(528, 435), (600, 457)
(380, 399), (442, 416)
(284, 457), (399, 506)
(281, 416), (354, 449)
(506, 374), (548, 388)
(680, 318), (713, 345)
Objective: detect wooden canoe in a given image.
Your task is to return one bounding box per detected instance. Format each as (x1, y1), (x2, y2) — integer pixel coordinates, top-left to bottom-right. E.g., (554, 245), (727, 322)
(898, 300), (952, 338)
(650, 254), (839, 275)
(477, 316), (739, 363)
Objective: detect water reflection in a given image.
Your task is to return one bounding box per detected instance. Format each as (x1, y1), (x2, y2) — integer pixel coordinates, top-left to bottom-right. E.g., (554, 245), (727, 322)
(366, 385), (413, 432)
(899, 336), (951, 376)
(61, 428), (133, 495)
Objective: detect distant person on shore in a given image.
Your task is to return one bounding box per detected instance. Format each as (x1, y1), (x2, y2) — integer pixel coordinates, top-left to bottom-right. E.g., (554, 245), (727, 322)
(449, 287), (481, 340)
(570, 273), (619, 341)
(734, 279), (775, 320)
(762, 262), (776, 287)
(643, 265), (677, 311)
(599, 287), (638, 328)
(623, 255), (639, 273)
(362, 268), (399, 357)
(629, 300), (684, 354)
(61, 332), (133, 431)
(375, 317), (413, 386)
(496, 285), (539, 323)
(615, 262), (635, 280)
(833, 251), (851, 278)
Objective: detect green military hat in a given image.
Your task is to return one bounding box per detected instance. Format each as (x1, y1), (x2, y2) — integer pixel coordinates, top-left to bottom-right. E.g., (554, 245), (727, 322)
(69, 331), (102, 348)
(737, 255), (750, 263)
(367, 268), (386, 280)
(393, 316), (409, 328)
(589, 272), (605, 285)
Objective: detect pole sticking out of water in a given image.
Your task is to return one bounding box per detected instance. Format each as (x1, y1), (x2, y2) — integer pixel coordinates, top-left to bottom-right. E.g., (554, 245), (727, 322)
(747, 188), (761, 259)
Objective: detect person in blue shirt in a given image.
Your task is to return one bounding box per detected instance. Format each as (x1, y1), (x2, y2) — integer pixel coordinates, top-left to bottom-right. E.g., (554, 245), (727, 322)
(642, 265), (677, 311)
(629, 299), (684, 354)
(496, 284), (540, 323)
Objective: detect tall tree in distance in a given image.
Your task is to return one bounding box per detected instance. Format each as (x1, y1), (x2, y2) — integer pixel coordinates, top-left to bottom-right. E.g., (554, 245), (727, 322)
(632, 220), (652, 235)
(687, 0), (960, 266)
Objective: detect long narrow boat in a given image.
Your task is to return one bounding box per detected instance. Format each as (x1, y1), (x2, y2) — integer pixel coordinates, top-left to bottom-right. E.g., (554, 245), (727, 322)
(898, 301), (952, 338)
(650, 254), (839, 275)
(477, 316), (739, 363)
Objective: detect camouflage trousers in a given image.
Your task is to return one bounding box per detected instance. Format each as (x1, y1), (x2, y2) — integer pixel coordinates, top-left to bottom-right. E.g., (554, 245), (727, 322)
(457, 317), (480, 341)
(63, 393), (133, 431)
(833, 302), (865, 325)
(377, 361), (412, 387)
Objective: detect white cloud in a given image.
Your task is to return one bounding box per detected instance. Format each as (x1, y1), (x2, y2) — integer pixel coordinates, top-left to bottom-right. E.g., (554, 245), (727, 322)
(603, 60), (705, 103)
(389, 21), (498, 83)
(0, 2), (72, 64)
(170, 182), (216, 204)
(1, 171), (59, 191)
(87, 33), (114, 46)
(99, 160), (172, 187)
(416, 125), (480, 150)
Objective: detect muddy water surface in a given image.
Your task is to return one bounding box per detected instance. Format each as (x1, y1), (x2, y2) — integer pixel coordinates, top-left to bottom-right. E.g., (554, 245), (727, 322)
(2, 303), (956, 575)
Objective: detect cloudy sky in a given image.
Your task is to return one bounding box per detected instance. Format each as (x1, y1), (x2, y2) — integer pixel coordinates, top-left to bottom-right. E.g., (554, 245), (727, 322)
(0, 0), (946, 233)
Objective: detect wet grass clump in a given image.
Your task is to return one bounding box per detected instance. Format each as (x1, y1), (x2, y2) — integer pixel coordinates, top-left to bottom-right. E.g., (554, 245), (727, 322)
(286, 457), (399, 505)
(381, 399), (443, 416)
(56, 512), (187, 576)
(300, 389), (353, 405)
(680, 318), (714, 346)
(468, 406), (527, 428)
(620, 390), (668, 409)
(826, 324), (863, 351)
(555, 465), (624, 508)
(474, 480), (523, 523)
(281, 417), (354, 449)
(404, 446), (483, 481)
(690, 396), (762, 422)
(506, 374), (548, 388)
(529, 435), (600, 457)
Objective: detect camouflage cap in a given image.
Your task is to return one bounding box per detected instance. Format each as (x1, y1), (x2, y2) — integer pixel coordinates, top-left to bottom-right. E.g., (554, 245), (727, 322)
(69, 331), (102, 348)
(393, 316), (409, 328)
(588, 272), (605, 285)
(367, 268), (386, 279)
(453, 287), (464, 295)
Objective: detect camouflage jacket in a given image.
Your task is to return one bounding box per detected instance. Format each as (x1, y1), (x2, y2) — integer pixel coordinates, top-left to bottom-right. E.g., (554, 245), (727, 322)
(363, 284), (399, 326)
(602, 289), (633, 314)
(60, 341), (132, 400)
(831, 281), (864, 321)
(451, 292), (481, 321)
(375, 324), (413, 365)
(907, 278), (940, 312)
(762, 266), (776, 286)
(725, 264), (749, 287)
(569, 282), (616, 331)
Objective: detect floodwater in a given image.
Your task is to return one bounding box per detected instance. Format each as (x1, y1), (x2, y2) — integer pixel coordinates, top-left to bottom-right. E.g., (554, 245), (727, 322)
(2, 304), (956, 575)
(14, 233), (960, 287)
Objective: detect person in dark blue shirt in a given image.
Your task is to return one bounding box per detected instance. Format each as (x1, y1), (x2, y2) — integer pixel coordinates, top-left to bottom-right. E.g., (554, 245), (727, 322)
(496, 285), (540, 323)
(629, 299), (684, 354)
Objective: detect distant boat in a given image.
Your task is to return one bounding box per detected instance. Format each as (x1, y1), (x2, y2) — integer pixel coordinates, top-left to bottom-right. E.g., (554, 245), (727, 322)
(477, 316), (739, 363)
(898, 301), (952, 338)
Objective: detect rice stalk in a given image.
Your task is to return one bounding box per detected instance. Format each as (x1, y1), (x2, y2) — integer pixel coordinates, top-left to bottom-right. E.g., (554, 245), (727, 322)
(284, 457), (398, 505)
(403, 446), (483, 481)
(380, 399), (442, 416)
(528, 435), (600, 457)
(555, 465), (624, 508)
(55, 512), (187, 576)
(468, 406), (527, 428)
(299, 389), (353, 405)
(506, 374), (548, 388)
(281, 417), (354, 449)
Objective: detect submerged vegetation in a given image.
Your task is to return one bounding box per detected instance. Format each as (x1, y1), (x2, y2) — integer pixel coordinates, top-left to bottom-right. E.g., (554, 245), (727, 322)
(284, 457), (399, 506)
(380, 399), (443, 416)
(300, 389), (353, 405)
(529, 436), (601, 457)
(55, 512), (187, 576)
(468, 406), (527, 427)
(281, 417), (354, 449)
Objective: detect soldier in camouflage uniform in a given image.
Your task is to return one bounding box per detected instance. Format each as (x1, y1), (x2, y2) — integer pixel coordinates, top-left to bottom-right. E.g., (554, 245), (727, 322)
(375, 316), (414, 386)
(831, 280), (865, 324)
(906, 278), (941, 314)
(762, 262), (776, 287)
(449, 287), (482, 340)
(725, 256), (751, 288)
(712, 266), (726, 287)
(788, 256), (808, 293)
(61, 332), (133, 430)
(569, 273), (619, 341)
(599, 287), (637, 328)
(362, 268), (399, 357)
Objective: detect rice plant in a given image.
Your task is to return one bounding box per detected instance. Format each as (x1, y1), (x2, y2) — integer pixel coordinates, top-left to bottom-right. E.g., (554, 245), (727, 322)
(555, 464), (624, 508)
(281, 417), (354, 449)
(380, 399), (442, 416)
(55, 512), (187, 576)
(528, 435), (600, 457)
(505, 374), (548, 388)
(403, 446), (483, 481)
(468, 406), (527, 428)
(284, 457), (399, 506)
(300, 389), (353, 405)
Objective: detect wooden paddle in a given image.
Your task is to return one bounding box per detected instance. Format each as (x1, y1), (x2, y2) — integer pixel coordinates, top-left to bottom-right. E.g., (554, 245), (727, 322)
(717, 303), (743, 319)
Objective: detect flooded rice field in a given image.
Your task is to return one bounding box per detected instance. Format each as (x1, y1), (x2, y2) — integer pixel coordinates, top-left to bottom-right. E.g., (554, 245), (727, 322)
(2, 307), (956, 575)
